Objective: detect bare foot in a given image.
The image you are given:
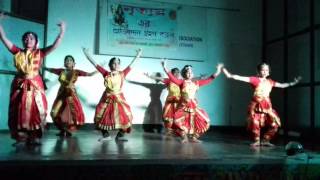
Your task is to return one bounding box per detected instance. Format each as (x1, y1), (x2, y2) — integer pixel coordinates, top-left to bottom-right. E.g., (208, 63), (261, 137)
(190, 137), (202, 143)
(115, 136), (128, 142)
(250, 141), (260, 147)
(98, 136), (112, 142)
(261, 140), (275, 147)
(181, 136), (188, 144)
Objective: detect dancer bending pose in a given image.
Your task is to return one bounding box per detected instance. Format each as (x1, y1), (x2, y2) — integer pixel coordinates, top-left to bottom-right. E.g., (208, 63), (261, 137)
(223, 63), (301, 147)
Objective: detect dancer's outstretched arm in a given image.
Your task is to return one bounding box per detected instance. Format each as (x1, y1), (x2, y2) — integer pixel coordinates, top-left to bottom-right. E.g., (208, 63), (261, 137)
(161, 60), (182, 85)
(87, 71), (98, 76)
(82, 47), (98, 67)
(82, 47), (109, 76)
(43, 21), (66, 55)
(274, 76), (301, 88)
(43, 67), (65, 76)
(222, 67), (250, 83)
(126, 48), (142, 69)
(213, 63), (224, 78)
(0, 13), (13, 51)
(197, 63), (224, 86)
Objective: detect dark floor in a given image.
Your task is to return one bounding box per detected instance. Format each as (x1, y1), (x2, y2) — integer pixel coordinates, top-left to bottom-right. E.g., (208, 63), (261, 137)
(0, 126), (319, 179)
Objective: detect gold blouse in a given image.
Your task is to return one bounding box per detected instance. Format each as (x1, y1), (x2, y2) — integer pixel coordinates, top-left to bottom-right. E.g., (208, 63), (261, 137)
(14, 49), (41, 77)
(104, 71), (124, 94)
(181, 81), (199, 100)
(253, 80), (273, 98)
(167, 82), (180, 97)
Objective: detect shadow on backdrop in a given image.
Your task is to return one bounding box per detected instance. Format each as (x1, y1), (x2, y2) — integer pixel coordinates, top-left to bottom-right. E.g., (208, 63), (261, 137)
(128, 72), (165, 133)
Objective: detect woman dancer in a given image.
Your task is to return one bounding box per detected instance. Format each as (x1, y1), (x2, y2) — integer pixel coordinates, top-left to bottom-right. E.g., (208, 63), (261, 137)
(44, 55), (96, 137)
(82, 48), (142, 141)
(223, 63), (301, 146)
(144, 68), (181, 137)
(162, 61), (223, 143)
(0, 17), (66, 146)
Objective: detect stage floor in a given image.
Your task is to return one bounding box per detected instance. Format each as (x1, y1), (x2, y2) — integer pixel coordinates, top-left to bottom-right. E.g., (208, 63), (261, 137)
(0, 127), (319, 179)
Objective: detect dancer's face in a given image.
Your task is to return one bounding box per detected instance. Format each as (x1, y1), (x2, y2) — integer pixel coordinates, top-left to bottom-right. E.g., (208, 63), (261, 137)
(172, 69), (180, 79)
(64, 57), (75, 70)
(23, 34), (37, 49)
(185, 68), (193, 80)
(258, 65), (270, 78)
(109, 59), (120, 71)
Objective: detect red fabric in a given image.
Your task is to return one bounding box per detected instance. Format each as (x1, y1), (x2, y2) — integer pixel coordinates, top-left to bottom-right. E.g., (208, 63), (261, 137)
(247, 76), (280, 141)
(8, 45), (47, 141)
(96, 65), (131, 77)
(94, 93), (132, 132)
(174, 99), (210, 137)
(77, 69), (90, 76)
(163, 78), (170, 86)
(96, 65), (109, 76)
(247, 110), (279, 141)
(249, 76), (275, 88)
(10, 45), (20, 54)
(249, 76), (260, 87)
(163, 71), (216, 138)
(94, 66), (133, 132)
(196, 75), (215, 86)
(166, 71), (215, 87)
(49, 68), (64, 75)
(162, 95), (179, 128)
(50, 68), (90, 76)
(161, 79), (181, 135)
(166, 72), (183, 86)
(122, 67), (131, 76)
(174, 82), (211, 137)
(51, 69), (91, 130)
(51, 91), (85, 130)
(9, 75), (47, 140)
(10, 45), (45, 66)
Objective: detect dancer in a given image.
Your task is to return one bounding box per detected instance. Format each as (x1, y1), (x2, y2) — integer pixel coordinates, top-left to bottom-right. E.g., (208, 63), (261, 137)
(162, 60), (223, 143)
(82, 48), (142, 141)
(0, 16), (66, 146)
(144, 68), (181, 137)
(145, 69), (207, 137)
(223, 63), (301, 147)
(44, 55), (96, 137)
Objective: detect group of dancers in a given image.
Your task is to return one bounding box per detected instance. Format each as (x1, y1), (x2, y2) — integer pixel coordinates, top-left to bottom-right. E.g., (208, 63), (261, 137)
(0, 20), (301, 147)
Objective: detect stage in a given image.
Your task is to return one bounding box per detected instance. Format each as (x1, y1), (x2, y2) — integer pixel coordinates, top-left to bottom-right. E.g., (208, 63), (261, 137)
(0, 126), (319, 179)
